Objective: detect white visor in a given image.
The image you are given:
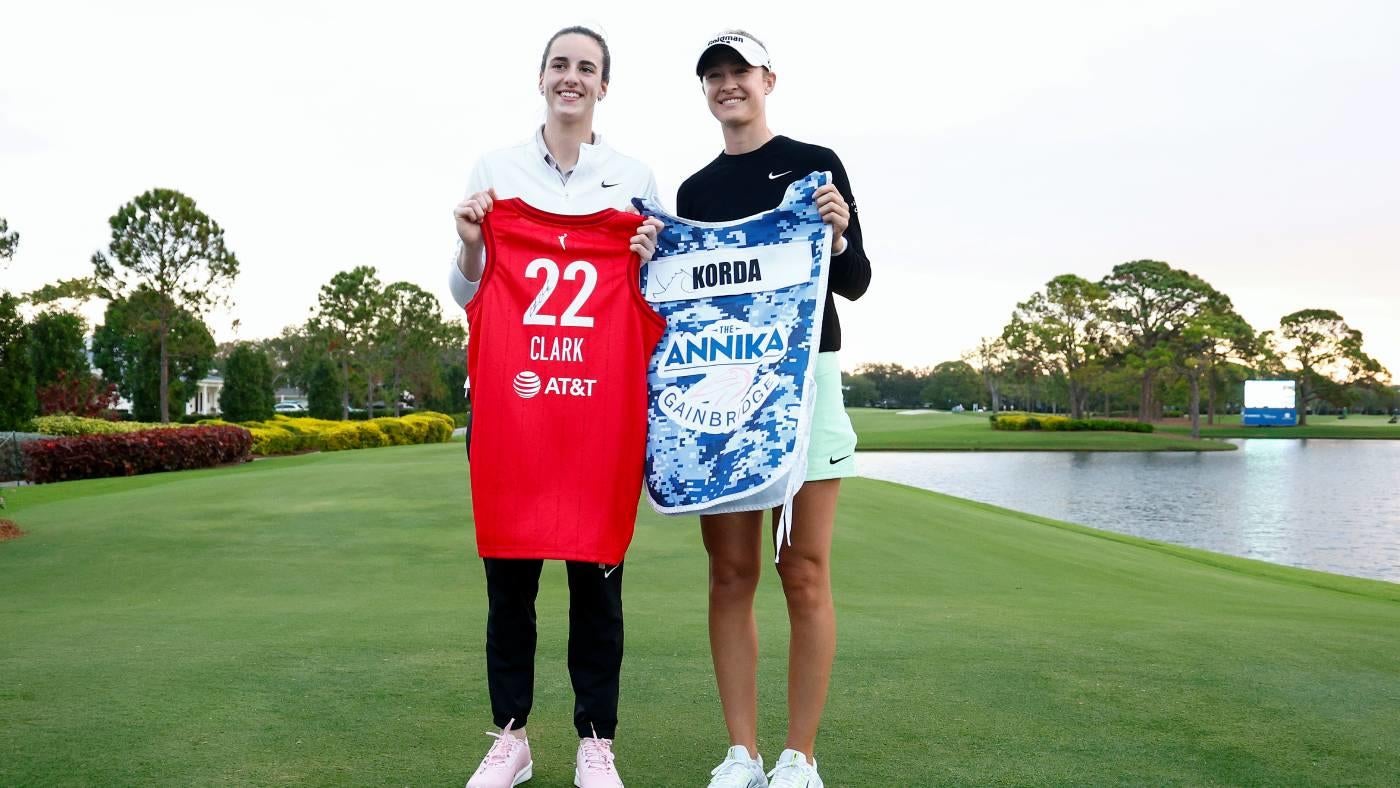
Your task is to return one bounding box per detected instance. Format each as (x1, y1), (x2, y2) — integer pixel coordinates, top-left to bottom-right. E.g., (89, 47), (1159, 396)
(695, 33), (772, 76)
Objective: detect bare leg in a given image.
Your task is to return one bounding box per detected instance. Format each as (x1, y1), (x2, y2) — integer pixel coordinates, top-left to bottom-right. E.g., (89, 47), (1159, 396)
(772, 479), (840, 759)
(701, 510), (765, 757)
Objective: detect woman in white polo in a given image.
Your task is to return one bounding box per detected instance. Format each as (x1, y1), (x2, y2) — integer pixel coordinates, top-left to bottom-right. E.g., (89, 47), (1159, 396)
(448, 25), (661, 788)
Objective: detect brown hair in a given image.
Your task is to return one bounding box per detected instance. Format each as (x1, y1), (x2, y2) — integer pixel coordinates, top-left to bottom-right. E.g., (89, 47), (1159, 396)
(540, 26), (611, 83)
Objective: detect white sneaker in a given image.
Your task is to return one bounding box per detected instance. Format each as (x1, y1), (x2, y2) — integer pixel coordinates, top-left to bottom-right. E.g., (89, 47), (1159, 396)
(766, 749), (823, 788)
(465, 720), (532, 788)
(574, 730), (623, 788)
(708, 745), (768, 788)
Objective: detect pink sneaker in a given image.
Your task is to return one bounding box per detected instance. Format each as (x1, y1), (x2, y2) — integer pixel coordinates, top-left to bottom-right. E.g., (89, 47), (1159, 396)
(574, 728), (623, 788)
(466, 720), (532, 788)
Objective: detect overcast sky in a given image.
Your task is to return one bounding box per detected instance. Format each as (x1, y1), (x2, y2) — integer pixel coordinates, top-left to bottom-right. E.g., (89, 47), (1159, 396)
(3, 0), (1397, 376)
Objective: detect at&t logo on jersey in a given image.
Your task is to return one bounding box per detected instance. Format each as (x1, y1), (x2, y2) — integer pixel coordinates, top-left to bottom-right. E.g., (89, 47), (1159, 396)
(514, 369), (597, 400)
(513, 371), (541, 398)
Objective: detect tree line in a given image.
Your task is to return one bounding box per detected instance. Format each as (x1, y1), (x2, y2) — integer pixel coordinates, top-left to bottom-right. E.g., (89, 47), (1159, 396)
(4, 204), (1394, 436)
(0, 191), (466, 430)
(845, 261), (1394, 436)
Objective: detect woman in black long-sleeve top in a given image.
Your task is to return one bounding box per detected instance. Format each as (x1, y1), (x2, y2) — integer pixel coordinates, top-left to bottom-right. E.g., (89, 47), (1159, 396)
(679, 29), (871, 788)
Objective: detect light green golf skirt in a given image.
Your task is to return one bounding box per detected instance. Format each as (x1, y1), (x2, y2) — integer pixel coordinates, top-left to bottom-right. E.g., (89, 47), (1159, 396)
(804, 352), (858, 481)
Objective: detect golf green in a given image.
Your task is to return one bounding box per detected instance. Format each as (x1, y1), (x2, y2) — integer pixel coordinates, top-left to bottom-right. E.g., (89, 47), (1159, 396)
(848, 408), (1237, 452)
(2, 442), (1397, 785)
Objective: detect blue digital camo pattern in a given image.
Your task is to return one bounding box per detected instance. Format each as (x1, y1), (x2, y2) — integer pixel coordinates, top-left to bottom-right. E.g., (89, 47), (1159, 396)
(634, 171), (831, 514)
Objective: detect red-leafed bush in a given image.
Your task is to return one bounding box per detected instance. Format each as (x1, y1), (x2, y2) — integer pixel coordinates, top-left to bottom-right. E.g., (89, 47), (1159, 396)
(37, 370), (121, 418)
(22, 425), (253, 484)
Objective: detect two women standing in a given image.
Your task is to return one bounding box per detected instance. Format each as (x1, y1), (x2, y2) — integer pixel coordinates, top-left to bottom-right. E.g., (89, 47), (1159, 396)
(450, 26), (870, 788)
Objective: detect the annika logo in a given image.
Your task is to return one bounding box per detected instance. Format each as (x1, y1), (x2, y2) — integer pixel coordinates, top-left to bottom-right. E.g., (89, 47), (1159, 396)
(656, 319), (789, 434)
(659, 320), (786, 376)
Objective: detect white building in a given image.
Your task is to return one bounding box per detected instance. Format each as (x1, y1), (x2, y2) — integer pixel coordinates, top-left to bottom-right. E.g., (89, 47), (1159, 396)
(188, 373), (223, 416)
(111, 372), (225, 417)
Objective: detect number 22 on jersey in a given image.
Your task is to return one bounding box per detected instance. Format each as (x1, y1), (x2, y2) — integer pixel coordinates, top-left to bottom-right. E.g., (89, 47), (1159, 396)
(523, 258), (597, 327)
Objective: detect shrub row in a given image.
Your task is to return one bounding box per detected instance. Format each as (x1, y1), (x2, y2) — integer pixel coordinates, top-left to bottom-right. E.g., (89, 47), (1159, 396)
(23, 426), (253, 484)
(201, 412), (456, 456)
(989, 414), (1154, 433)
(28, 415), (188, 437)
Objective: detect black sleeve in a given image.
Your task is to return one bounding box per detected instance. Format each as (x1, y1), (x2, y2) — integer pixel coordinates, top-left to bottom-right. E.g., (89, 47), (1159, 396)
(827, 153), (872, 301)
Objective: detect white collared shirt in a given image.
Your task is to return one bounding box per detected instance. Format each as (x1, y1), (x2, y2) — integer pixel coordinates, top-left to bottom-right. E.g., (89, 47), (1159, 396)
(539, 127), (579, 185)
(448, 126), (660, 309)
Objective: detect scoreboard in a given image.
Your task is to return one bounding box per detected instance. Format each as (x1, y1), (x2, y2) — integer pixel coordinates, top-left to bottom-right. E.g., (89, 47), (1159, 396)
(1242, 380), (1298, 426)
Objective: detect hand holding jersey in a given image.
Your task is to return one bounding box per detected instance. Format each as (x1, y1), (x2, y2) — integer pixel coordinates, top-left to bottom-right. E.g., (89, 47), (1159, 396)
(813, 184), (850, 253)
(455, 188), (498, 233)
(628, 215), (662, 261)
(454, 188), (498, 282)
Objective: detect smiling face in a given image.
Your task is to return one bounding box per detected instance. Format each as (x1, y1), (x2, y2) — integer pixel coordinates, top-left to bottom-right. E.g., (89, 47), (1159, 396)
(538, 33), (607, 123)
(699, 48), (775, 129)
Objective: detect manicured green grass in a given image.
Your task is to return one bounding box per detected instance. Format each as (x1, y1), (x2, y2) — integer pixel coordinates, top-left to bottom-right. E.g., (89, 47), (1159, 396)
(849, 408), (1236, 451)
(3, 444), (1398, 785)
(1158, 413), (1400, 440)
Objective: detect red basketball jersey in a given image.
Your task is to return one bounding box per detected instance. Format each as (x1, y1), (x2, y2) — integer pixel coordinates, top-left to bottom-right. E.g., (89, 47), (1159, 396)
(466, 199), (664, 563)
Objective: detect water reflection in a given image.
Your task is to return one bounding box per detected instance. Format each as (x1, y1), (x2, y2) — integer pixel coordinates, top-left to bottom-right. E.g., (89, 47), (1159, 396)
(856, 440), (1400, 582)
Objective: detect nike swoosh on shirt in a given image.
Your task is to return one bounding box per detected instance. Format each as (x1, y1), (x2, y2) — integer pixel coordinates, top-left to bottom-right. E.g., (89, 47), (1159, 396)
(829, 454), (853, 465)
(768, 171), (793, 180)
(601, 181), (620, 188)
